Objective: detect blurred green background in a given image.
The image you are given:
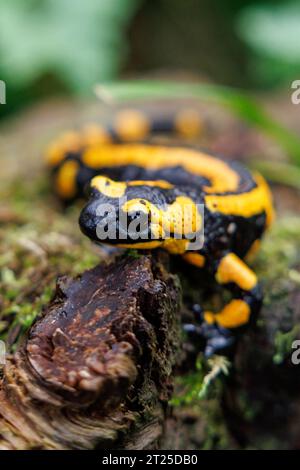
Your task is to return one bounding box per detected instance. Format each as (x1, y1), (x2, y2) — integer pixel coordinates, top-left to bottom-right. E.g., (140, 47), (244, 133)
(0, 0), (299, 119)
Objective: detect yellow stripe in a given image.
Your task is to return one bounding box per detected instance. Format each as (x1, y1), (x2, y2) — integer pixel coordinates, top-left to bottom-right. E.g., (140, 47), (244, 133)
(122, 195), (202, 238)
(182, 252), (206, 267)
(216, 253), (257, 291)
(46, 126), (111, 167)
(205, 173), (274, 226)
(114, 110), (150, 141)
(174, 109), (204, 138)
(46, 131), (82, 166)
(91, 176), (127, 198)
(91, 177), (173, 198)
(82, 144), (240, 193)
(55, 160), (79, 199)
(162, 238), (190, 255)
(128, 180), (174, 189)
(117, 241), (162, 249)
(82, 124), (112, 146)
(204, 299), (251, 328)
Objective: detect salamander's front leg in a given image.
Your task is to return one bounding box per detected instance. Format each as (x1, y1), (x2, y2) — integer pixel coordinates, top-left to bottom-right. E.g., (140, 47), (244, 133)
(183, 252), (262, 357)
(202, 252), (262, 356)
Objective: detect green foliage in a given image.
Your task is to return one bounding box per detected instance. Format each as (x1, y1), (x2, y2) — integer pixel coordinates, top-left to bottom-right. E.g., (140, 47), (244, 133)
(236, 1), (300, 86)
(0, 176), (100, 348)
(249, 161), (300, 191)
(0, 0), (141, 94)
(256, 216), (300, 283)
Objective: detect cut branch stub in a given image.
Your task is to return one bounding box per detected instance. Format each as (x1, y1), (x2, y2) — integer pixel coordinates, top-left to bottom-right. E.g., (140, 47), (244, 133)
(0, 253), (181, 449)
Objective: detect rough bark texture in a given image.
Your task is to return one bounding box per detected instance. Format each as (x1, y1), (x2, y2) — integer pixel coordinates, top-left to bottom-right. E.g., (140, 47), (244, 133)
(0, 253), (181, 450)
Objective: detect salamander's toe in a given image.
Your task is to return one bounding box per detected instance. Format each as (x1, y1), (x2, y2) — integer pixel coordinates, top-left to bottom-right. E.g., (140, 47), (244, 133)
(203, 325), (235, 358)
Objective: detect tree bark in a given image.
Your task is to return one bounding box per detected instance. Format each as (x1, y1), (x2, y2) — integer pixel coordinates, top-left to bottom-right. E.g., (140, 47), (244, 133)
(0, 253), (181, 450)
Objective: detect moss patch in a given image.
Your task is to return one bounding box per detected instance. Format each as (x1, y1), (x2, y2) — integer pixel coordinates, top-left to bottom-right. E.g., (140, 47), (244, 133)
(0, 176), (100, 349)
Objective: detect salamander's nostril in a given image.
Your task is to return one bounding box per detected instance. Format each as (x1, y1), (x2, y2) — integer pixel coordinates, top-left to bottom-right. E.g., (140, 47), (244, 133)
(79, 200), (115, 239)
(79, 203), (97, 239)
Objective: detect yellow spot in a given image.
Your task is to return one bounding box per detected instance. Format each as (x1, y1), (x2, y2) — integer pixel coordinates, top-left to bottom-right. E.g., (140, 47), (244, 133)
(128, 180), (174, 189)
(174, 109), (204, 138)
(82, 144), (240, 193)
(205, 173), (275, 227)
(55, 160), (79, 199)
(46, 142), (65, 166)
(46, 131), (82, 166)
(163, 196), (202, 235)
(122, 195), (202, 245)
(204, 300), (251, 329)
(82, 124), (111, 146)
(182, 252), (206, 268)
(117, 241), (162, 249)
(114, 110), (150, 141)
(216, 253), (257, 291)
(91, 176), (127, 198)
(204, 311), (215, 324)
(162, 238), (190, 255)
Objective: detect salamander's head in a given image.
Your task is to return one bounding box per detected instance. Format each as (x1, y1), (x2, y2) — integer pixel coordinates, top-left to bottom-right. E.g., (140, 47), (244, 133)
(79, 176), (203, 253)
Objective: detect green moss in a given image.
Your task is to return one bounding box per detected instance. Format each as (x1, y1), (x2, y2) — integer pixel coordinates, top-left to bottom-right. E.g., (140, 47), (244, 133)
(255, 216), (300, 282)
(170, 354), (230, 406)
(0, 177), (100, 348)
(124, 249), (143, 259)
(273, 325), (300, 364)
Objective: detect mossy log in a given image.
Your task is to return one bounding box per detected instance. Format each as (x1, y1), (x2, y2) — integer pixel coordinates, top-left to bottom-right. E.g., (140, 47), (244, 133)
(0, 253), (181, 450)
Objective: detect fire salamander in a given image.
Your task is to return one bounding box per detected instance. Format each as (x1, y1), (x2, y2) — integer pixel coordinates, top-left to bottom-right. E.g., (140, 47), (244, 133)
(46, 108), (274, 356)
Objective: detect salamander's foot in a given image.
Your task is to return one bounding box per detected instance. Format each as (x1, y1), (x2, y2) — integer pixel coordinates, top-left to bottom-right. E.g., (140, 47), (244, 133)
(183, 321), (235, 357)
(201, 323), (235, 357)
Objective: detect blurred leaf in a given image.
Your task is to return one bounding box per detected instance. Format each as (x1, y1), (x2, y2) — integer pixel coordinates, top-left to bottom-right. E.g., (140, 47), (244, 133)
(0, 0), (141, 94)
(236, 1), (300, 85)
(250, 161), (300, 190)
